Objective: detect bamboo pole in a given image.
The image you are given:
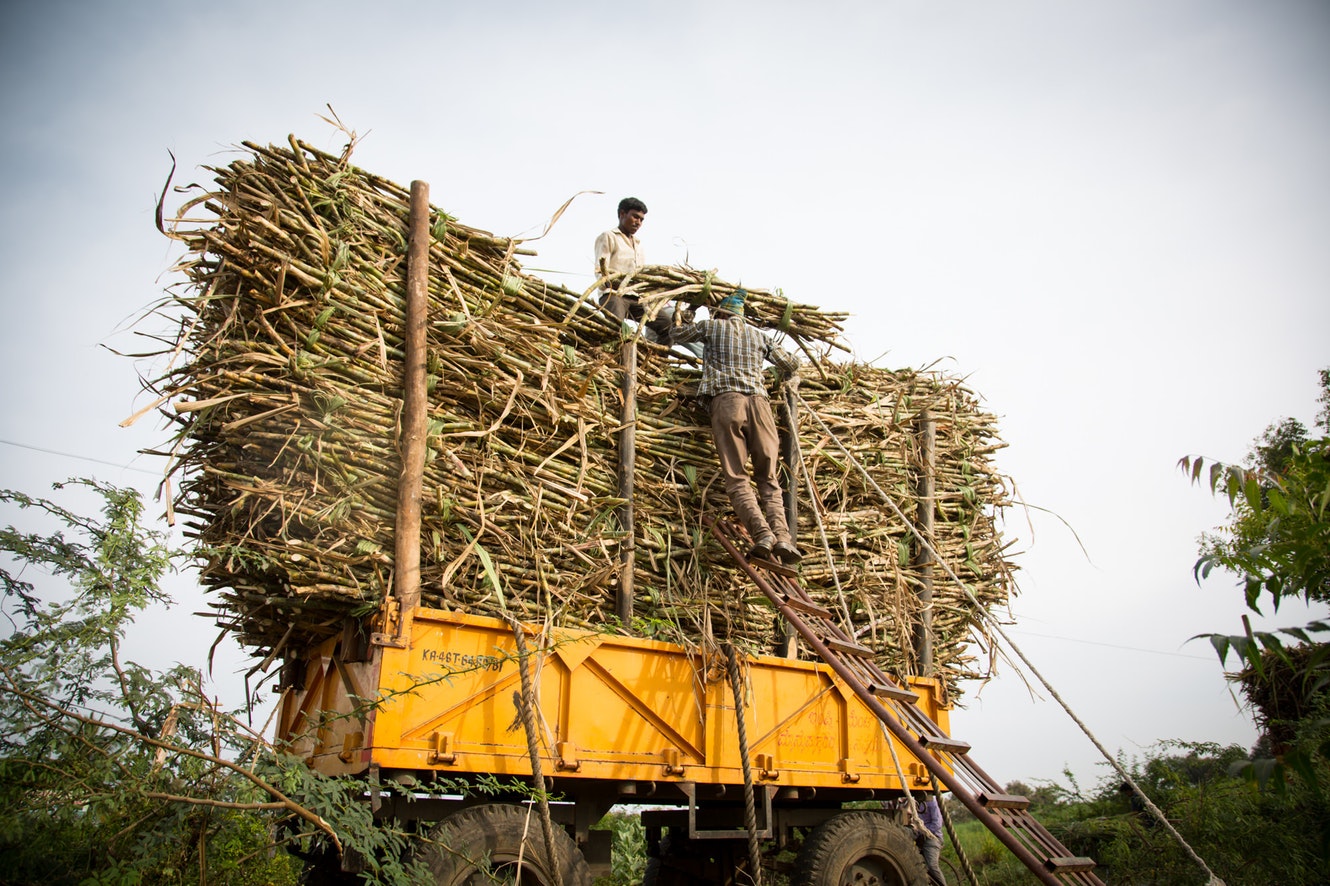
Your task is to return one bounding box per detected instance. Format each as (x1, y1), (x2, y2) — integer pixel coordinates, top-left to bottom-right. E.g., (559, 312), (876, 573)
(617, 337), (637, 628)
(394, 180), (430, 618)
(912, 408), (936, 675)
(778, 384), (800, 658)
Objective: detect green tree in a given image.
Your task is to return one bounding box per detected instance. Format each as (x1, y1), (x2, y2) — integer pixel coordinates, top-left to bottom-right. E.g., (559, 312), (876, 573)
(1065, 742), (1323, 886)
(1188, 368), (1330, 611)
(0, 479), (305, 884)
(1180, 369), (1330, 870)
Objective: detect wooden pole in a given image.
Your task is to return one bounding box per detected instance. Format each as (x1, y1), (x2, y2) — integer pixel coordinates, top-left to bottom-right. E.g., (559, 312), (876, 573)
(394, 180), (430, 619)
(778, 385), (800, 657)
(781, 386), (799, 533)
(616, 337), (637, 627)
(911, 409), (936, 675)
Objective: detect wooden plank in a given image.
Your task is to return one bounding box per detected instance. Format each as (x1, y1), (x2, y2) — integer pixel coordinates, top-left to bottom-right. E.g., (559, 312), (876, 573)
(867, 682), (918, 704)
(919, 734), (971, 754)
(752, 556), (798, 578)
(825, 637), (874, 658)
(978, 792), (1028, 809)
(782, 594), (832, 620)
(1044, 857), (1097, 873)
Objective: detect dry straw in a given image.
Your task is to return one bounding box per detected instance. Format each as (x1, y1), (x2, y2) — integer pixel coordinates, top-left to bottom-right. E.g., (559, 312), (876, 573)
(140, 136), (1016, 696)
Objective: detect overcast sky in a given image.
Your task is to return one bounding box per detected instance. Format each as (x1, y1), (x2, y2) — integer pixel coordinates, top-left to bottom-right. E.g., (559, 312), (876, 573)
(1, 0), (1327, 791)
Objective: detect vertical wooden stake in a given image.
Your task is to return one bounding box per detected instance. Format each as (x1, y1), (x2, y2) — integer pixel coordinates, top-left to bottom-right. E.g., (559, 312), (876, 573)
(781, 386), (800, 533)
(616, 337), (637, 627)
(778, 385), (800, 658)
(912, 408), (936, 676)
(395, 180), (430, 623)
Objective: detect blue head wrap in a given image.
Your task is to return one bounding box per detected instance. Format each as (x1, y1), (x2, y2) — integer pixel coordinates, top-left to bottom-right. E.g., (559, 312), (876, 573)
(717, 289), (747, 315)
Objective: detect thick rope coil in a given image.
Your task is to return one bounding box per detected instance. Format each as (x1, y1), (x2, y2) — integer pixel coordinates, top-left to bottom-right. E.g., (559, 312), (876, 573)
(508, 617), (563, 886)
(726, 644), (764, 886)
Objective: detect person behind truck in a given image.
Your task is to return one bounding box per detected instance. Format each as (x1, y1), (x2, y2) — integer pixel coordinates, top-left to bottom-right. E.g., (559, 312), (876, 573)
(916, 795), (947, 885)
(668, 289), (802, 564)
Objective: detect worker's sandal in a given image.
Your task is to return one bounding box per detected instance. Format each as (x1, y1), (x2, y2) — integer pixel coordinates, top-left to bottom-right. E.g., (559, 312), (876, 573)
(773, 541), (803, 564)
(748, 535), (775, 561)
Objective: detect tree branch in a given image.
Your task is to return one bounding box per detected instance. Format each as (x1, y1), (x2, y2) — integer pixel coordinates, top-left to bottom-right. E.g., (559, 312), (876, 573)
(0, 675), (342, 853)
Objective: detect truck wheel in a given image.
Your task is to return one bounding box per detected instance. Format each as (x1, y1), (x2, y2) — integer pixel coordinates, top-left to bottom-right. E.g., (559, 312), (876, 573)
(796, 811), (928, 886)
(415, 803), (592, 886)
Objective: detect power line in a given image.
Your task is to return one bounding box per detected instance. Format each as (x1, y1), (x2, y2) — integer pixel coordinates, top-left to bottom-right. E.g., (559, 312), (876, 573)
(1007, 628), (1215, 662)
(0, 437), (161, 477)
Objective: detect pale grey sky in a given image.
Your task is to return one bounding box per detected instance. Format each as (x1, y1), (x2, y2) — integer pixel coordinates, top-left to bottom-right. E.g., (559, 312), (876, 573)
(1, 0), (1327, 788)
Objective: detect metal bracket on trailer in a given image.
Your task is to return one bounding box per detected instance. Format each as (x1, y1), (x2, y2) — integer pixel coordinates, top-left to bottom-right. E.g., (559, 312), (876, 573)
(678, 782), (776, 840)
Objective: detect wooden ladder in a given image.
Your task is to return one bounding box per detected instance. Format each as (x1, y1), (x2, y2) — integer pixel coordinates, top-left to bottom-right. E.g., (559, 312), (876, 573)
(705, 515), (1103, 886)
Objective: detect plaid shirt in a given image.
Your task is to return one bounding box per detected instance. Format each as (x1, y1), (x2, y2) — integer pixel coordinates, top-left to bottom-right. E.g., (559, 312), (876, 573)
(670, 315), (799, 397)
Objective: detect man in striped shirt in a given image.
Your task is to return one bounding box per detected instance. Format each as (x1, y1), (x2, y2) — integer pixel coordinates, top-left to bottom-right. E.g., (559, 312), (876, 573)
(670, 289), (802, 564)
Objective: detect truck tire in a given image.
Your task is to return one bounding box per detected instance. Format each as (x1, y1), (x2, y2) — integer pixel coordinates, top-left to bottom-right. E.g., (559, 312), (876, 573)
(415, 803), (592, 886)
(796, 811), (928, 886)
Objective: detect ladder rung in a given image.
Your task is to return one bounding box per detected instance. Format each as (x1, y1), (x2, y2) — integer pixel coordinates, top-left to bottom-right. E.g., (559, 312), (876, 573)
(1044, 857), (1097, 873)
(867, 682), (918, 704)
(752, 556), (798, 578)
(782, 594), (833, 620)
(825, 637), (874, 658)
(919, 734), (971, 754)
(978, 792), (1029, 810)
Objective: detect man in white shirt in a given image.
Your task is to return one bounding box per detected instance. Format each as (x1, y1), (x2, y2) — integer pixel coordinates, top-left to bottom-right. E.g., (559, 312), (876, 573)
(595, 197), (650, 325)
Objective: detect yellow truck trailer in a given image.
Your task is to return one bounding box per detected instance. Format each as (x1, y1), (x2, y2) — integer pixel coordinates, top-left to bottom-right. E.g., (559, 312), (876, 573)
(280, 604), (952, 885)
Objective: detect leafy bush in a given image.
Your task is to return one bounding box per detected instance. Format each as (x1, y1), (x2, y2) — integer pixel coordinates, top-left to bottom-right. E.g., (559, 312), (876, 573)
(0, 481), (436, 885)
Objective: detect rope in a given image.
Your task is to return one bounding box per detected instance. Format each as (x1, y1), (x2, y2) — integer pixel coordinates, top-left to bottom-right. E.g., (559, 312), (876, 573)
(726, 644), (764, 886)
(508, 617), (564, 886)
(794, 391), (1227, 886)
(784, 384), (855, 627)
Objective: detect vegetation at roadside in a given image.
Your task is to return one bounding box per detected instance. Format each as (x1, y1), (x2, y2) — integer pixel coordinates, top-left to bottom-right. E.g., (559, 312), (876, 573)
(0, 480), (439, 885)
(936, 739), (1325, 885)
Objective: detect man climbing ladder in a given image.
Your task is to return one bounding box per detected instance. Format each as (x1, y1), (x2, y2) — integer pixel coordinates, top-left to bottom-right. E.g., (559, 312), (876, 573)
(670, 289), (803, 564)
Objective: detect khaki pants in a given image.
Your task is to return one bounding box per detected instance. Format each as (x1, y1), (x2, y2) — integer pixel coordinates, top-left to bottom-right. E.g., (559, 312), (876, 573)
(708, 392), (790, 546)
(599, 292), (672, 342)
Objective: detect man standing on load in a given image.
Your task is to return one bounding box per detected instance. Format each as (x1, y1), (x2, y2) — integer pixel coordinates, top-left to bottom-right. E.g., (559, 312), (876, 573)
(669, 289), (803, 565)
(594, 197), (701, 354)
(595, 198), (658, 333)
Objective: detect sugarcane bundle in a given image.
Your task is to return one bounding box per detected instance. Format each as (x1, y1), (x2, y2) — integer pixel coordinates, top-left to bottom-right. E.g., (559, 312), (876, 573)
(143, 135), (1016, 694)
